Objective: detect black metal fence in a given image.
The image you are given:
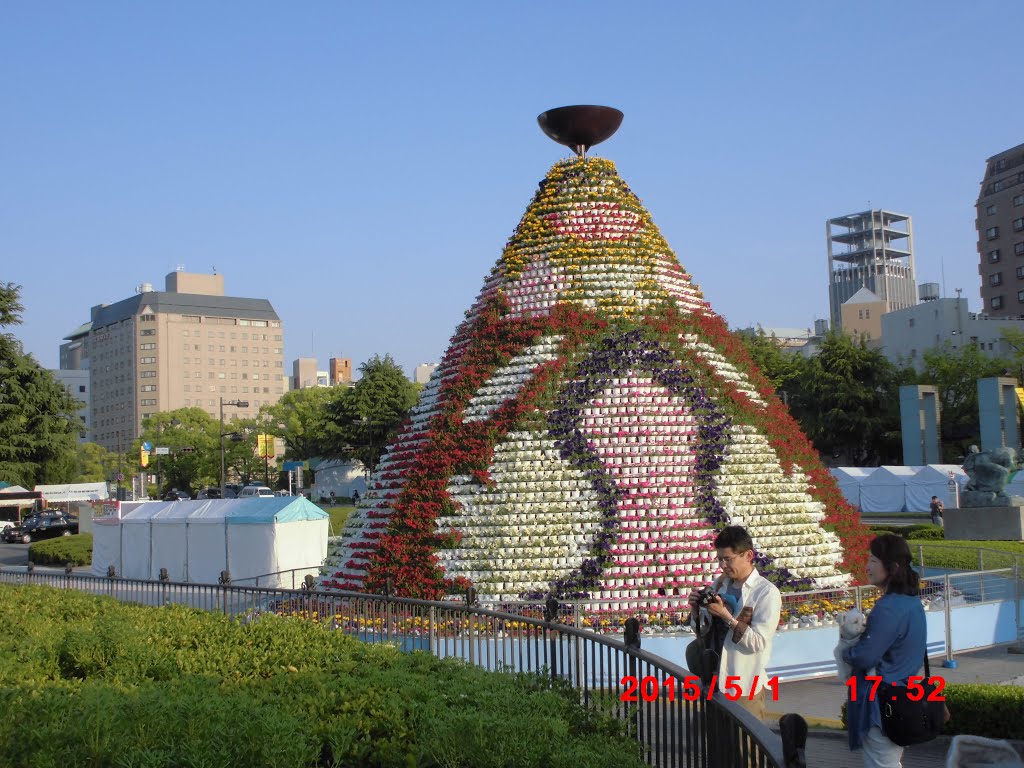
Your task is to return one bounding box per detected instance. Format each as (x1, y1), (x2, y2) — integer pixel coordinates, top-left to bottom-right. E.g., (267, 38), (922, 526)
(0, 567), (787, 768)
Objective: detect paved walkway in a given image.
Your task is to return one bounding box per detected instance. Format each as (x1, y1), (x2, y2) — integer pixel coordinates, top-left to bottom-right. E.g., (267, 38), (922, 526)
(763, 643), (1024, 766)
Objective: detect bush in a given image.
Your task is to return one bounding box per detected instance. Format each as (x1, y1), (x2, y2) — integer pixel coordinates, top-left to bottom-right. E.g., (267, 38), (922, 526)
(28, 533), (92, 566)
(842, 683), (1024, 739)
(0, 585), (644, 768)
(868, 524), (944, 540)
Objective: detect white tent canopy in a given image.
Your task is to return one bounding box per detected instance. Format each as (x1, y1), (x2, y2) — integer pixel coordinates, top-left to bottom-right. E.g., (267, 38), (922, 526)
(906, 465), (966, 512)
(831, 465), (968, 513)
(858, 466), (919, 513)
(828, 468), (876, 509)
(0, 486), (33, 507)
(92, 497), (329, 587)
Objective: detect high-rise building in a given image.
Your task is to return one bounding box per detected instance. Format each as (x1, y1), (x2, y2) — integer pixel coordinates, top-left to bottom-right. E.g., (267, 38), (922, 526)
(826, 210), (916, 330)
(66, 271), (285, 451)
(975, 142), (1024, 316)
(51, 369), (90, 442)
(292, 358), (322, 389)
(329, 357), (352, 385)
(414, 363), (439, 385)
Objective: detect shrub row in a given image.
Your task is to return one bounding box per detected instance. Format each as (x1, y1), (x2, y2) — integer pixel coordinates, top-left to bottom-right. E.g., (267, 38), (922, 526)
(868, 524), (945, 540)
(0, 585), (644, 768)
(28, 532), (93, 566)
(841, 683), (1024, 740)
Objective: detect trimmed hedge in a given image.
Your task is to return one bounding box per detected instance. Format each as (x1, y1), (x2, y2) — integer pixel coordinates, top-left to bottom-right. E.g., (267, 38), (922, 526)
(0, 585), (644, 768)
(28, 533), (93, 566)
(868, 524), (945, 540)
(842, 683), (1024, 739)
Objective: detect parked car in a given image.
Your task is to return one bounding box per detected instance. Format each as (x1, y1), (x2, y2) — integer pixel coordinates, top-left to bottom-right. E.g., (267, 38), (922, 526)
(1, 524), (30, 544)
(238, 484), (274, 498)
(163, 489), (191, 501)
(11, 512), (79, 542)
(194, 487), (223, 499)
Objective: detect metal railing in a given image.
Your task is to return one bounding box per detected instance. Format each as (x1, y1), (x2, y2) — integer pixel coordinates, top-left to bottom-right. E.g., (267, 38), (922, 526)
(0, 568), (786, 768)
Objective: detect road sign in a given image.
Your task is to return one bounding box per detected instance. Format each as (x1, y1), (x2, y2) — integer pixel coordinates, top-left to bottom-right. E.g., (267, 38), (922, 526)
(155, 446), (170, 455)
(142, 441), (153, 451)
(116, 473), (124, 482)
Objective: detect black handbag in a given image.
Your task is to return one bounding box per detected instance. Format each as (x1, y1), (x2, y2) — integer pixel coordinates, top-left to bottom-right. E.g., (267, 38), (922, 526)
(878, 654), (949, 746)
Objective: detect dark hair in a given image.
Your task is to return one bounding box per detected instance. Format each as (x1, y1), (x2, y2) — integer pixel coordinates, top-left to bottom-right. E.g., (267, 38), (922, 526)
(870, 533), (920, 596)
(714, 525), (753, 554)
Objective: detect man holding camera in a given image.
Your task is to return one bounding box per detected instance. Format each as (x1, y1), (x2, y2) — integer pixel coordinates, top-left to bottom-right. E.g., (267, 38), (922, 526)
(688, 525), (782, 721)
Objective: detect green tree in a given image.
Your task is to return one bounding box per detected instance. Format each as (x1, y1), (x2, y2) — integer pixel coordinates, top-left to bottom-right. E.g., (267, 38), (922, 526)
(319, 355), (419, 475)
(138, 409), (222, 495)
(734, 326), (807, 400)
(75, 442), (116, 483)
(918, 342), (1013, 462)
(0, 283), (83, 487)
(792, 331), (905, 466)
(259, 386), (338, 461)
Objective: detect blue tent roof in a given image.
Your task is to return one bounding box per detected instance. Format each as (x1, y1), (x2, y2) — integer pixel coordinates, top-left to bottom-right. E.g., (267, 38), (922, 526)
(229, 496), (329, 524)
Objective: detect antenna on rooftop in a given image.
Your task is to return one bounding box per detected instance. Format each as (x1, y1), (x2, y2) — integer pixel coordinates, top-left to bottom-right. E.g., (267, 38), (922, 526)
(176, 264), (185, 272)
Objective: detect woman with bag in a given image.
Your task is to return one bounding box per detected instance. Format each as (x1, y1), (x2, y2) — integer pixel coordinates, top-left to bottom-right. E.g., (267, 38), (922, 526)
(842, 534), (927, 768)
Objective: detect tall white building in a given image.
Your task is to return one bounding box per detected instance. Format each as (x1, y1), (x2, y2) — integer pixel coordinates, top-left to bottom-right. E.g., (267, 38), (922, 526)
(827, 210), (916, 331)
(64, 271), (286, 452)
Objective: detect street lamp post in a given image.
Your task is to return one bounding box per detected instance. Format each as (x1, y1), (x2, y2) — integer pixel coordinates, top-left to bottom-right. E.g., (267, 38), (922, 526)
(220, 398), (249, 498)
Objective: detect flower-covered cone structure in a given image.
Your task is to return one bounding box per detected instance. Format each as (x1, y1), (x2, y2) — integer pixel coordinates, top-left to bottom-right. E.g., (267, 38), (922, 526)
(324, 156), (867, 603)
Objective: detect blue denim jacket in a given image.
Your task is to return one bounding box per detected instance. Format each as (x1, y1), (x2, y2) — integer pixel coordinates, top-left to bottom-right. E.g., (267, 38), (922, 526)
(841, 593), (926, 750)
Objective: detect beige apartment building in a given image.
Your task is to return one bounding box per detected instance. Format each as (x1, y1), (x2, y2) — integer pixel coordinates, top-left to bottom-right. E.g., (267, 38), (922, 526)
(67, 271), (286, 452)
(976, 142), (1024, 316)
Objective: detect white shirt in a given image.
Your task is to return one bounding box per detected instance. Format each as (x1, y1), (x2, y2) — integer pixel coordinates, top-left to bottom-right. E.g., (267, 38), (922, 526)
(697, 568), (782, 695)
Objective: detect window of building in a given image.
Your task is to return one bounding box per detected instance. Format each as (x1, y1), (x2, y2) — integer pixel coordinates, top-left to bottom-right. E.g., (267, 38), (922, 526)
(989, 249), (1002, 262)
(987, 204), (998, 215)
(140, 371), (156, 378)
(1016, 194), (1024, 207)
(140, 343), (156, 350)
(141, 399), (156, 406)
(908, 318), (915, 327)
(79, 385), (86, 393)
(990, 272), (1003, 286)
(218, 372), (225, 379)
(992, 296), (1004, 309)
(987, 226), (1000, 240)
(140, 314), (156, 322)
(139, 329), (155, 336)
(141, 384), (156, 392)
(1016, 242), (1024, 256)
(140, 357), (156, 364)
(1016, 218), (1024, 232)
(1017, 266), (1024, 279)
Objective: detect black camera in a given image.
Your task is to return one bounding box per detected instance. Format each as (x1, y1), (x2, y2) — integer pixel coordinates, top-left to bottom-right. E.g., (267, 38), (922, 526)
(694, 585), (719, 606)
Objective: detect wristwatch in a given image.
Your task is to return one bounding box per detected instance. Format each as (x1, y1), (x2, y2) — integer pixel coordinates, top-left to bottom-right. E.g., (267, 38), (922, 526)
(727, 617), (737, 629)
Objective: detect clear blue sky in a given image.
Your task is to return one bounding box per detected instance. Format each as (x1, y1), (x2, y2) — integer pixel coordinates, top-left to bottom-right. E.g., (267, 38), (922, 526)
(3, 2), (1021, 379)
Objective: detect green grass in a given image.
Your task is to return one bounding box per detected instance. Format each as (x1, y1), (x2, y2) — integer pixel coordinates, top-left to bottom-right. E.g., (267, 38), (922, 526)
(907, 538), (1024, 570)
(320, 503), (354, 536)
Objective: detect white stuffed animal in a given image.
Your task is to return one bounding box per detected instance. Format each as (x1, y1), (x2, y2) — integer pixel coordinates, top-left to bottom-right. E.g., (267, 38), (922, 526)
(833, 608), (869, 682)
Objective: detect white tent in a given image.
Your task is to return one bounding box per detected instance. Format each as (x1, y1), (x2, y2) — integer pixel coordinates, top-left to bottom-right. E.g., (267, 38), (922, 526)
(906, 465), (967, 512)
(859, 466), (919, 513)
(829, 467), (876, 509)
(91, 497), (329, 587)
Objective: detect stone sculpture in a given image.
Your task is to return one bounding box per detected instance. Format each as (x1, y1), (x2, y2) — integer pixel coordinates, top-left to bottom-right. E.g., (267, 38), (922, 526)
(961, 445), (1020, 507)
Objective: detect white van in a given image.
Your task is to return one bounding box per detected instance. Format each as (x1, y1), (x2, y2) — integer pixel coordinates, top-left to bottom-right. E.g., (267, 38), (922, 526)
(238, 485), (274, 498)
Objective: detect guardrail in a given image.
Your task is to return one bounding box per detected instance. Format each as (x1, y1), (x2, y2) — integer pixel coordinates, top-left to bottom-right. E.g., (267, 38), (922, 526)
(0, 568), (787, 768)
